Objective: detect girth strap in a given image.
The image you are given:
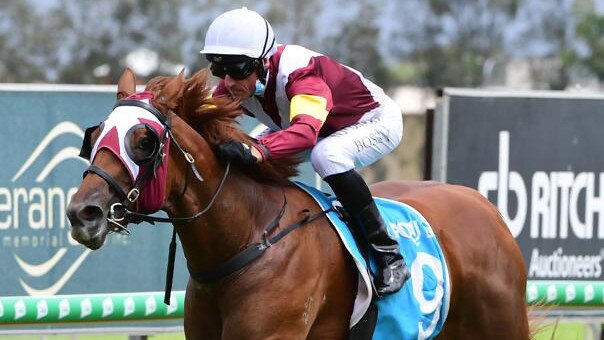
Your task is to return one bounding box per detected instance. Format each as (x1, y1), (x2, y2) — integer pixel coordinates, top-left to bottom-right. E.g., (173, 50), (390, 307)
(187, 207), (334, 283)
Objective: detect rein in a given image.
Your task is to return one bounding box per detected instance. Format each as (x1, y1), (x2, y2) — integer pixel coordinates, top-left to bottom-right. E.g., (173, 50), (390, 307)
(123, 160), (230, 225)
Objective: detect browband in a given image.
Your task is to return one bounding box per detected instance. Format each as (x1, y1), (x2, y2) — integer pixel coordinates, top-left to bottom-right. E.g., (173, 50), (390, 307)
(113, 99), (167, 125)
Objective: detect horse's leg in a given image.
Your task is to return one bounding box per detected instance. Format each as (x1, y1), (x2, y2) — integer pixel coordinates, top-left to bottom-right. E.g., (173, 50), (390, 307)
(218, 216), (356, 340)
(306, 224), (358, 340)
(437, 247), (529, 340)
(425, 191), (529, 340)
(219, 284), (355, 340)
(443, 234), (529, 339)
(184, 279), (222, 339)
(218, 270), (320, 339)
(371, 182), (530, 340)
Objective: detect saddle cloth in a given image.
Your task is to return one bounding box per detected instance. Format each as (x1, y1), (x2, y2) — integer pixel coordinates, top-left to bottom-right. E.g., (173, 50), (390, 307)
(295, 182), (451, 340)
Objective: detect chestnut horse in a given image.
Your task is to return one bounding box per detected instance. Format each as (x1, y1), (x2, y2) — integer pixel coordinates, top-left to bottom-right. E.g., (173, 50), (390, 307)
(66, 68), (529, 339)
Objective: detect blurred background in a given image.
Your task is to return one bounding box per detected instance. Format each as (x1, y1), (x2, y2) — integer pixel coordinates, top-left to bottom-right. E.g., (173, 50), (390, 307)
(5, 0), (604, 183)
(3, 1), (604, 338)
(4, 0), (604, 91)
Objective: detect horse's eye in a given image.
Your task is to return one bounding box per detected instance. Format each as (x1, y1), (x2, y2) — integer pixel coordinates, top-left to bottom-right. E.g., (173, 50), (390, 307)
(125, 125), (158, 165)
(139, 136), (154, 150)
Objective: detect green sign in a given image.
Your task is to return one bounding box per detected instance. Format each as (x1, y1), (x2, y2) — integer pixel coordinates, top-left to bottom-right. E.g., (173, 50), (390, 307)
(526, 280), (604, 306)
(3, 279), (604, 327)
(0, 291), (183, 325)
(0, 85), (188, 299)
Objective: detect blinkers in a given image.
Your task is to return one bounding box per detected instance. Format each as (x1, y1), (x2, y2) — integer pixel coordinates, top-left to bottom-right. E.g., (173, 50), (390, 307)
(78, 96), (171, 218)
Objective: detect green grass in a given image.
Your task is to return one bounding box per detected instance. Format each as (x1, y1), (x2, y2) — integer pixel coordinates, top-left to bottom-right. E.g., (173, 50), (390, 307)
(149, 335), (184, 340)
(0, 323), (588, 340)
(0, 334), (184, 340)
(533, 321), (586, 340)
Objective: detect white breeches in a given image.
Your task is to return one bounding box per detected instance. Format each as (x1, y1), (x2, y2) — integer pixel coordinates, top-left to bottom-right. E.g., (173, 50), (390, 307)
(310, 97), (403, 178)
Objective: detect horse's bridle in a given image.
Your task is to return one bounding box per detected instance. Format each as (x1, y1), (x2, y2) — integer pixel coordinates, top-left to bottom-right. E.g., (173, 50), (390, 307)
(81, 99), (227, 233)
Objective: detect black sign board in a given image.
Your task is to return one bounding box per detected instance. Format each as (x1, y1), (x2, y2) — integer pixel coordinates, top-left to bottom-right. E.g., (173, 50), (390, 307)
(433, 88), (604, 281)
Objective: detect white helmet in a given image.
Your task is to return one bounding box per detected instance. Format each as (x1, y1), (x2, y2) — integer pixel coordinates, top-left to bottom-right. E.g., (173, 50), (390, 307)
(200, 7), (276, 60)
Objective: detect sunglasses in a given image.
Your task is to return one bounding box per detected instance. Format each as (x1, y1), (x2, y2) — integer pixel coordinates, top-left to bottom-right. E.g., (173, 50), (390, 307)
(210, 59), (258, 80)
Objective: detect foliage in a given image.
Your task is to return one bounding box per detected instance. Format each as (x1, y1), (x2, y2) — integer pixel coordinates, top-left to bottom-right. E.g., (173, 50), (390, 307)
(55, 0), (185, 84)
(507, 0), (576, 90)
(0, 0), (61, 82)
(323, 2), (393, 88)
(265, 0), (320, 46)
(388, 0), (516, 88)
(1, 0), (602, 91)
(574, 12), (604, 82)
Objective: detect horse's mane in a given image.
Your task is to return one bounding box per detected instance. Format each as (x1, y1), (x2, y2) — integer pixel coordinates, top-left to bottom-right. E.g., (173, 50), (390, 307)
(146, 69), (300, 185)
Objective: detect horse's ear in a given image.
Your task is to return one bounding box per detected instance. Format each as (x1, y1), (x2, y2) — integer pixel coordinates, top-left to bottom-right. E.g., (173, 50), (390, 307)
(156, 69), (185, 110)
(117, 68), (136, 100)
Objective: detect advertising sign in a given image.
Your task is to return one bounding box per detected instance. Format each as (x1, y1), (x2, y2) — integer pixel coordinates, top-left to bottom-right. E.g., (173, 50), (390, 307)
(433, 88), (604, 282)
(0, 85), (170, 298)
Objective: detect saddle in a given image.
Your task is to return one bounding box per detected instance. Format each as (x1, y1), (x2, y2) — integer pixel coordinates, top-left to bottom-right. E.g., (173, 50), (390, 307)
(295, 182), (451, 340)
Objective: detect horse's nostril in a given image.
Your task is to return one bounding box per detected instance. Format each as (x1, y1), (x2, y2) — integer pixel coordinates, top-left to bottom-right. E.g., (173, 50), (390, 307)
(79, 205), (104, 222)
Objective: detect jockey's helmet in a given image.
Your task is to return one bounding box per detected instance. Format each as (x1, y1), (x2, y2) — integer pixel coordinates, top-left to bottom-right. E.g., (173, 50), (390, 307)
(200, 7), (276, 62)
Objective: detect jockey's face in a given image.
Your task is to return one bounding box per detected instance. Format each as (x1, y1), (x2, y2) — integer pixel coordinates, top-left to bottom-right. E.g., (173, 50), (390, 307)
(223, 69), (258, 101)
(209, 56), (265, 101)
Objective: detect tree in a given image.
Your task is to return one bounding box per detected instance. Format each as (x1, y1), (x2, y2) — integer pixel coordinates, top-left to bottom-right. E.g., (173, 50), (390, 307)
(387, 0), (518, 88)
(508, 0), (576, 90)
(264, 0), (321, 47)
(49, 0), (185, 84)
(573, 11), (604, 83)
(322, 1), (393, 89)
(0, 0), (63, 82)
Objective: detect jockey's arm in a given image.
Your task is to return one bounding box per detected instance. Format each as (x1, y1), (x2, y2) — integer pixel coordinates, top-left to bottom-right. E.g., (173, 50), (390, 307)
(257, 94), (329, 160)
(212, 77), (331, 162)
(257, 75), (332, 161)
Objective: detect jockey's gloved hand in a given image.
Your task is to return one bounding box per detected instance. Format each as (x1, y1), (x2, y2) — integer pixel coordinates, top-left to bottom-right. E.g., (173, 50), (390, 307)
(215, 140), (258, 166)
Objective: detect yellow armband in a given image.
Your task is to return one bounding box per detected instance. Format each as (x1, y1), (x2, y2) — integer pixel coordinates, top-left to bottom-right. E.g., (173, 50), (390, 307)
(290, 94), (328, 122)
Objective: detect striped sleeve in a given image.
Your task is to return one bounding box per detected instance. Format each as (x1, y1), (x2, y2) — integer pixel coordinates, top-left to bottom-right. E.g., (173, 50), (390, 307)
(257, 75), (332, 159)
(258, 114), (324, 159)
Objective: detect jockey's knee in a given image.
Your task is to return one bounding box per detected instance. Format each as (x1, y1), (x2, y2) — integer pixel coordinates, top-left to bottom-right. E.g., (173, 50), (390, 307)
(390, 124), (403, 148)
(310, 143), (353, 179)
(381, 98), (404, 148)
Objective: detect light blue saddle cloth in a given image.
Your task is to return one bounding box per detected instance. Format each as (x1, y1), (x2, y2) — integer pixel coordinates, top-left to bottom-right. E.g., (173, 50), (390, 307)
(295, 182), (451, 340)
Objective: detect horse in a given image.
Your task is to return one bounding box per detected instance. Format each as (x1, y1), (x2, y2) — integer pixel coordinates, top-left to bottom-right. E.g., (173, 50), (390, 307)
(66, 68), (530, 339)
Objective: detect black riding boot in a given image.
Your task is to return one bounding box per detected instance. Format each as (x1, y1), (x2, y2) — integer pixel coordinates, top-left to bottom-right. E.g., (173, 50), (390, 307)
(324, 169), (410, 296)
(357, 201), (410, 295)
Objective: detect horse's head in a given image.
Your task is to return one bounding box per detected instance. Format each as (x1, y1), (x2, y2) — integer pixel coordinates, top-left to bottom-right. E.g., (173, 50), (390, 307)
(66, 68), (183, 249)
(68, 67), (302, 250)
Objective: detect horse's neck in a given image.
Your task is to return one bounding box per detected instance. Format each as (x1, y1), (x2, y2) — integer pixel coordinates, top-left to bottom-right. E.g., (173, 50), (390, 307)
(164, 116), (282, 272)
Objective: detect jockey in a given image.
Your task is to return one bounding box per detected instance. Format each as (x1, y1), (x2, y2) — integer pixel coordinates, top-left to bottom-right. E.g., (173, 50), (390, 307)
(200, 7), (409, 295)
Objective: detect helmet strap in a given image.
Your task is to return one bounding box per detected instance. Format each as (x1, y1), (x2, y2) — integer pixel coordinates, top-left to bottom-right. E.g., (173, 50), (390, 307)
(255, 58), (268, 84)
